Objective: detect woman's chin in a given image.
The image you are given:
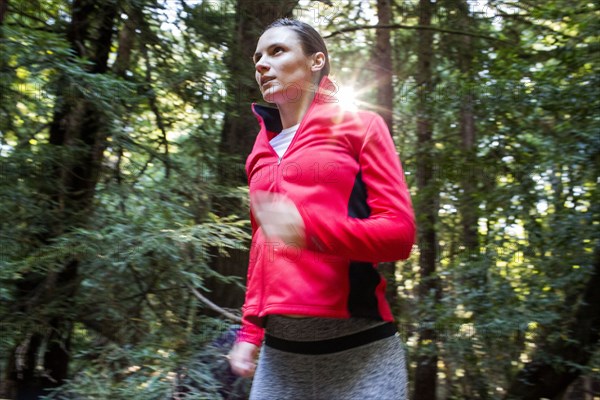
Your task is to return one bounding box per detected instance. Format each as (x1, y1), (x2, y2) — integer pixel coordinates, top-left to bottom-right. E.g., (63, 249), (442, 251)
(262, 94), (276, 104)
(262, 91), (284, 105)
(261, 91), (304, 106)
(261, 88), (276, 103)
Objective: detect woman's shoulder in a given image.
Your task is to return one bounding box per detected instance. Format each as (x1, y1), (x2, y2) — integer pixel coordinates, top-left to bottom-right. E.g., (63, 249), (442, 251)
(341, 110), (386, 141)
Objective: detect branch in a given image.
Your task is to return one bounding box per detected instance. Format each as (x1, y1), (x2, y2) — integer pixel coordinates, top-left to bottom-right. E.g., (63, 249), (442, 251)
(126, 263), (174, 329)
(5, 21), (57, 33)
(7, 7), (52, 27)
(141, 44), (171, 178)
(79, 317), (126, 345)
(187, 284), (242, 323)
(325, 23), (511, 44)
(117, 285), (187, 302)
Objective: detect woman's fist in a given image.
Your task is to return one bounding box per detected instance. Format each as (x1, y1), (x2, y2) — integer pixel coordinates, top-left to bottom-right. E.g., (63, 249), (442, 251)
(251, 191), (306, 248)
(228, 341), (259, 378)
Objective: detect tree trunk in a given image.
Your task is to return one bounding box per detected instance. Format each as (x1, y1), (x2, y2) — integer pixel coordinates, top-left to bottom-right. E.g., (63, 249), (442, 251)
(219, 0), (299, 163)
(203, 0), (299, 315)
(0, 0), (7, 25)
(454, 2), (489, 397)
(458, 38), (478, 253)
(374, 0), (394, 130)
(413, 0), (439, 399)
(372, 0), (401, 316)
(4, 1), (119, 397)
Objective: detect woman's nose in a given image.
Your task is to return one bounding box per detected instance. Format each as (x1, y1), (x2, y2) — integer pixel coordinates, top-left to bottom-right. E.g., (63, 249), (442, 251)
(255, 59), (269, 74)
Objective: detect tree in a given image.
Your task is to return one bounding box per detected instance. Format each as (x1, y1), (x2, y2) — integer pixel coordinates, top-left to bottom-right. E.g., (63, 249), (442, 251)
(3, 0), (120, 395)
(372, 0), (403, 318)
(413, 0), (440, 398)
(220, 0), (299, 160)
(203, 0), (300, 321)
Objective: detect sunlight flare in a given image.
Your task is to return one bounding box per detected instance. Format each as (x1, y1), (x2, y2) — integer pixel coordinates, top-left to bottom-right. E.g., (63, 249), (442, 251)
(336, 84), (359, 111)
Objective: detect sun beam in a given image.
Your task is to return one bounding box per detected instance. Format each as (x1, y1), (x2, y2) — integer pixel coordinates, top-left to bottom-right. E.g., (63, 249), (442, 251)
(336, 84), (359, 111)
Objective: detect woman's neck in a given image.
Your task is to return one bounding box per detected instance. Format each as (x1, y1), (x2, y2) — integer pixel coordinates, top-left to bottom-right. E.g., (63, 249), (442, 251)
(277, 90), (316, 129)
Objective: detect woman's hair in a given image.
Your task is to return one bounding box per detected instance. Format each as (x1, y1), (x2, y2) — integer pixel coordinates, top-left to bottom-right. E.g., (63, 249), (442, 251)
(264, 18), (330, 79)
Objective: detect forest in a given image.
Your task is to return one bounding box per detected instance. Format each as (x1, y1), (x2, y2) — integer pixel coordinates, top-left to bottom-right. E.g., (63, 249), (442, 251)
(0, 0), (598, 399)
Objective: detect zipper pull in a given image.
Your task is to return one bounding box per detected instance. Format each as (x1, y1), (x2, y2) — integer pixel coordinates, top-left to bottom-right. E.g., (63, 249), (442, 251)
(277, 157), (282, 165)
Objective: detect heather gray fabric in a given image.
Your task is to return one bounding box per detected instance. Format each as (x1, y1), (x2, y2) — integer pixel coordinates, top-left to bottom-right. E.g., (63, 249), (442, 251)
(249, 316), (408, 400)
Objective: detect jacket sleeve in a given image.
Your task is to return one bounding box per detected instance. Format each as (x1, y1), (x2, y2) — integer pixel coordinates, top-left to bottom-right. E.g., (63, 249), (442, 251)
(300, 114), (416, 263)
(235, 210), (265, 347)
(236, 315), (264, 347)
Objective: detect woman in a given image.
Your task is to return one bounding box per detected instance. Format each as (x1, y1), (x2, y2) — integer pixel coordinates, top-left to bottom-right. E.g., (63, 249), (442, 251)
(227, 18), (415, 399)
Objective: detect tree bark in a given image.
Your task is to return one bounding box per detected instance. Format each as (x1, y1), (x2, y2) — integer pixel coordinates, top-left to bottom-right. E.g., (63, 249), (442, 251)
(219, 0), (299, 163)
(413, 0), (440, 399)
(454, 2), (489, 397)
(113, 11), (136, 77)
(374, 0), (394, 130)
(372, 0), (400, 316)
(456, 2), (478, 255)
(204, 0), (299, 316)
(0, 0), (7, 25)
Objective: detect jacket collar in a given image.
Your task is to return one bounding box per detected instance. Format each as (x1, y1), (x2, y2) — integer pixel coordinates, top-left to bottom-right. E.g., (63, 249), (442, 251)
(251, 75), (338, 134)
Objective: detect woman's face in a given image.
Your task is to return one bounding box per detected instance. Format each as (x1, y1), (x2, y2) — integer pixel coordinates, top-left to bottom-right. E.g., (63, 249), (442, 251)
(253, 27), (317, 105)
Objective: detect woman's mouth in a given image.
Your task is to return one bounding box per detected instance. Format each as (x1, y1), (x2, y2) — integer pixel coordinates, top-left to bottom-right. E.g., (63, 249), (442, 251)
(261, 76), (276, 87)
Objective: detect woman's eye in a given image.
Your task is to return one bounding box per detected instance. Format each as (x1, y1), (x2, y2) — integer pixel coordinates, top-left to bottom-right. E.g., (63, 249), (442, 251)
(273, 47), (284, 55)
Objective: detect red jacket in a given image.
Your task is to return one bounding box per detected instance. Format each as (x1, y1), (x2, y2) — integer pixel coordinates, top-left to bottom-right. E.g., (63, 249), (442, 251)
(237, 76), (415, 346)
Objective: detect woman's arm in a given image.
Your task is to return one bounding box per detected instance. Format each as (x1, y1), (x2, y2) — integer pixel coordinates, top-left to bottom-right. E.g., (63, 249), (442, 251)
(300, 114), (416, 262)
(234, 211), (266, 347)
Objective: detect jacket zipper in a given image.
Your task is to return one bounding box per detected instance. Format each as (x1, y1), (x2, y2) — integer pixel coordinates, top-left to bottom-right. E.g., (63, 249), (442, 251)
(256, 98), (318, 317)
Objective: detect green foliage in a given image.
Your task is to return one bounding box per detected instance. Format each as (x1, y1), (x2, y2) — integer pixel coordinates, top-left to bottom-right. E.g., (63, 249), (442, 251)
(1, 0), (248, 397)
(40, 321), (228, 399)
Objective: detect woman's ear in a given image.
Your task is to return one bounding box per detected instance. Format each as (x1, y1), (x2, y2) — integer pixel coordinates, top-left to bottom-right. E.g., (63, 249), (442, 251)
(311, 52), (326, 73)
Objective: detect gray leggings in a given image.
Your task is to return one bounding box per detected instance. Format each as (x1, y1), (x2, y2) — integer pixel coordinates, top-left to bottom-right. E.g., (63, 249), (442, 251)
(249, 315), (408, 400)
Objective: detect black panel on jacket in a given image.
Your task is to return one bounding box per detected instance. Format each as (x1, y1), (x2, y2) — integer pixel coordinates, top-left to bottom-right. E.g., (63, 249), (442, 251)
(253, 104), (282, 133)
(347, 261), (383, 319)
(348, 172), (370, 218)
(347, 172), (382, 319)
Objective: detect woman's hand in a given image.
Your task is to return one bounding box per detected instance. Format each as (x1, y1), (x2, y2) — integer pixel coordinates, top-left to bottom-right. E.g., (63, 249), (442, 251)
(228, 341), (259, 377)
(251, 191), (306, 248)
